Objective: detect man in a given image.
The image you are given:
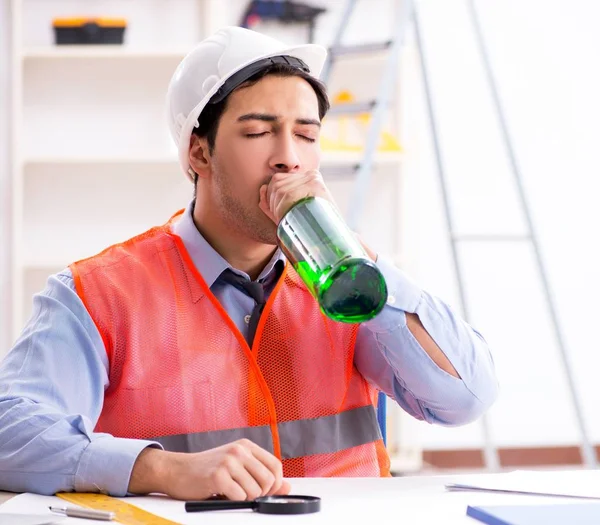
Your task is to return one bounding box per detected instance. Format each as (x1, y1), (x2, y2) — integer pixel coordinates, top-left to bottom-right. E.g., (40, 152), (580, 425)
(0, 27), (498, 501)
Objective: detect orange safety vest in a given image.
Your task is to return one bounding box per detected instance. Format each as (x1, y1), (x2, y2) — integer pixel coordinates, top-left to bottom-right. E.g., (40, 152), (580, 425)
(70, 211), (390, 477)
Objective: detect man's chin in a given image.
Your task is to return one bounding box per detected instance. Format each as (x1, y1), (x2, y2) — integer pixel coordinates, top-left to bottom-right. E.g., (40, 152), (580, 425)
(253, 220), (279, 245)
(254, 230), (279, 246)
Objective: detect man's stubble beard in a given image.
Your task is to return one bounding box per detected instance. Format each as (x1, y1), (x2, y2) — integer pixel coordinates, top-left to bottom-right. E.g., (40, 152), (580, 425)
(213, 162), (278, 245)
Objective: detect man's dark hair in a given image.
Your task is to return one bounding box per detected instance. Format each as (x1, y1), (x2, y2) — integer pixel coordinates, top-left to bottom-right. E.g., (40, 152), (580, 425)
(190, 62), (330, 187)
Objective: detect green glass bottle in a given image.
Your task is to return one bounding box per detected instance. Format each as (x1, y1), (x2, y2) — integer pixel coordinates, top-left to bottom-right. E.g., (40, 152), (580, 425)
(277, 197), (388, 323)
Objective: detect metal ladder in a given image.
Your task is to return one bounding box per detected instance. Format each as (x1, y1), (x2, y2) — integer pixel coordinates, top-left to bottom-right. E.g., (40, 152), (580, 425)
(319, 0), (412, 448)
(321, 0), (597, 470)
(411, 0), (596, 469)
(321, 0), (409, 230)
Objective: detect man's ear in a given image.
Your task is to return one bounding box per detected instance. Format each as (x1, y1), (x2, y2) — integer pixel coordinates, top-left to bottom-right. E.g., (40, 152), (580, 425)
(189, 135), (211, 179)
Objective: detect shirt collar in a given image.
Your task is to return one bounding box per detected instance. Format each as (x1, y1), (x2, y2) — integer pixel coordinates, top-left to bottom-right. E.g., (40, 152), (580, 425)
(171, 200), (286, 288)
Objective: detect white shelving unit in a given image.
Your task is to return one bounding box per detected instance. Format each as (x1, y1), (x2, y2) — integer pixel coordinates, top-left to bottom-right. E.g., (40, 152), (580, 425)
(9, 0), (406, 336)
(8, 0), (413, 470)
(9, 0), (212, 336)
(22, 46), (190, 59)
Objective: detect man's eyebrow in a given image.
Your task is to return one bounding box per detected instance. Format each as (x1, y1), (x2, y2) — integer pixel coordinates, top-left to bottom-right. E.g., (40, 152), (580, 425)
(237, 113), (321, 128)
(237, 113), (277, 123)
(296, 118), (321, 128)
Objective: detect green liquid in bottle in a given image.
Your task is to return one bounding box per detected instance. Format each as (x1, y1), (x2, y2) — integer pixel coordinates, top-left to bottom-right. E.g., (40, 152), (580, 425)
(277, 197), (388, 323)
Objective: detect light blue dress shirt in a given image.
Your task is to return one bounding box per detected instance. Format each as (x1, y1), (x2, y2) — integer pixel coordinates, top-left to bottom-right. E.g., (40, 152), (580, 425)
(0, 202), (498, 496)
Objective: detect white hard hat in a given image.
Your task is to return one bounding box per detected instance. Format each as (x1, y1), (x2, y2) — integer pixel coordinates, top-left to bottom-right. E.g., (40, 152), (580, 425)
(166, 26), (328, 181)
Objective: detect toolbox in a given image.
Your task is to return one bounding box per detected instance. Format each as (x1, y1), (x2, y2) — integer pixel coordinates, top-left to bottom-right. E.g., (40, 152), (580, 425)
(52, 18), (127, 45)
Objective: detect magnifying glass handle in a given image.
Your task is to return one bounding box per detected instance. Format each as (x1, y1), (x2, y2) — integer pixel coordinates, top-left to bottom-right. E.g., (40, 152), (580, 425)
(185, 500), (255, 512)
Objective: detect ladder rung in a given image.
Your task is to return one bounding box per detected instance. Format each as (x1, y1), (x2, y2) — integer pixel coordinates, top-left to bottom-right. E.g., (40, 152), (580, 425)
(452, 234), (532, 242)
(328, 101), (376, 116)
(329, 41), (393, 57)
(323, 164), (360, 178)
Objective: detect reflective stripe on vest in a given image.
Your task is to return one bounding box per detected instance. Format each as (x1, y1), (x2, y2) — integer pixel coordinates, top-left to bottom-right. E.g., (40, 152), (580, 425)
(152, 405), (381, 459)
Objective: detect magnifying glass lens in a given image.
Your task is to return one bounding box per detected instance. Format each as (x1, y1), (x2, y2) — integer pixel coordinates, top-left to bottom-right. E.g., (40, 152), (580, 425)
(254, 495), (321, 514)
(185, 494), (321, 515)
(259, 496), (307, 503)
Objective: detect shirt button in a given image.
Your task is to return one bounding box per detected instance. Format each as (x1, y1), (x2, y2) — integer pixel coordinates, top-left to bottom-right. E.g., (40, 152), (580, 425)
(387, 295), (396, 305)
(244, 315), (251, 324)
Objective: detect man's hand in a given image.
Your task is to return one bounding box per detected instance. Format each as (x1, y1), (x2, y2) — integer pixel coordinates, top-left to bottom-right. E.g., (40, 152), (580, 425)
(129, 439), (291, 501)
(259, 169), (337, 224)
(259, 169), (378, 260)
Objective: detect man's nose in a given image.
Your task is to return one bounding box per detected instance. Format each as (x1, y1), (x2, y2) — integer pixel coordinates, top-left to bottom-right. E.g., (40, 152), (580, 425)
(270, 134), (301, 172)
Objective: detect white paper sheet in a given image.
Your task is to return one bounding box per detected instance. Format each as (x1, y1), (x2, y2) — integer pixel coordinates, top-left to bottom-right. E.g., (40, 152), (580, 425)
(0, 493), (81, 524)
(446, 469), (600, 499)
(0, 479), (465, 524)
(0, 474), (592, 525)
(0, 481), (409, 524)
(0, 515), (64, 525)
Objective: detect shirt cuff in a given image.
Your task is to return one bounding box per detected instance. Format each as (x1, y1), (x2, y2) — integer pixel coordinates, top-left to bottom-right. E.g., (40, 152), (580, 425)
(74, 437), (163, 496)
(363, 255), (423, 333)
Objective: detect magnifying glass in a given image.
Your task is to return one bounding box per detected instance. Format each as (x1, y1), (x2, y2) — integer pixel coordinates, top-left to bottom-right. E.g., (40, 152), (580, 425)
(185, 495), (321, 515)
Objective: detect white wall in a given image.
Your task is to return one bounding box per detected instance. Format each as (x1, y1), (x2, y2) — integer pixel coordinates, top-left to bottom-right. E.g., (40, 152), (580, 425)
(0, 0), (12, 357)
(403, 0), (600, 449)
(3, 0), (599, 452)
(2, 0), (405, 352)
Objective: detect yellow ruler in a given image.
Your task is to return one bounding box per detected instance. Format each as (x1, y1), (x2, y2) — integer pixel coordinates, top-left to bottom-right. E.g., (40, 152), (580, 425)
(56, 493), (182, 525)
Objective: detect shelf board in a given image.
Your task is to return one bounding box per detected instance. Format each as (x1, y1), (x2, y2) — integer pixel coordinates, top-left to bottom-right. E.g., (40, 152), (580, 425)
(22, 46), (188, 60)
(321, 150), (403, 165)
(24, 155), (179, 166)
(23, 262), (68, 272)
(22, 151), (402, 167)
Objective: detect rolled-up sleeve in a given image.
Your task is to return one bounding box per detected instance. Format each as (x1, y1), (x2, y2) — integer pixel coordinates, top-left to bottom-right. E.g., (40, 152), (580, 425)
(0, 270), (160, 496)
(354, 256), (498, 426)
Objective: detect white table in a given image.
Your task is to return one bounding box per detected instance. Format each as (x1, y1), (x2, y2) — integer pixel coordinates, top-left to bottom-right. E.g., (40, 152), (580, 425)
(0, 473), (588, 524)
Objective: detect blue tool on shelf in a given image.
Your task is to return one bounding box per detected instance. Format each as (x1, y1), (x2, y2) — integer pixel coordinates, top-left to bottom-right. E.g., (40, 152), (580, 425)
(241, 1), (326, 43)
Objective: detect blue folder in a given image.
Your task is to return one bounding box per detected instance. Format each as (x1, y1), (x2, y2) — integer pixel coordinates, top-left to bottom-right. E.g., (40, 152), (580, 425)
(467, 503), (600, 525)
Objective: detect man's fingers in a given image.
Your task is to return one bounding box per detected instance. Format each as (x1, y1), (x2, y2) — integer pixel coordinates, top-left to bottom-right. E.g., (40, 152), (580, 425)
(212, 466), (247, 501)
(228, 459), (263, 501)
(262, 170), (332, 223)
(268, 172), (314, 211)
(271, 178), (321, 222)
(245, 441), (284, 494)
(258, 184), (269, 211)
(273, 479), (292, 495)
(242, 453), (278, 496)
(268, 177), (302, 217)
